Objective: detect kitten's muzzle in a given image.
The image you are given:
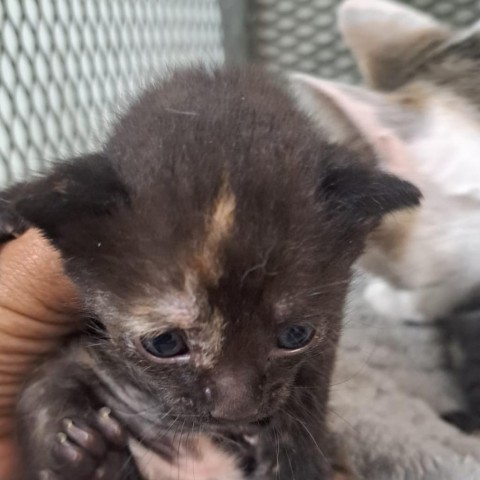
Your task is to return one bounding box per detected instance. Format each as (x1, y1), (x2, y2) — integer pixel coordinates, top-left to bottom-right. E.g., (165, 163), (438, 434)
(203, 368), (263, 423)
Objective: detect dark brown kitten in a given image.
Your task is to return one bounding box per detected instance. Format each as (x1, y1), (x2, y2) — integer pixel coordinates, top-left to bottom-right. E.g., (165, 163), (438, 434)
(2, 66), (420, 480)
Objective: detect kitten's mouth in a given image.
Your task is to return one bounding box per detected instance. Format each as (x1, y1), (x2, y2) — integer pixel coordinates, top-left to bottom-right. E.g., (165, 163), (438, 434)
(250, 416), (272, 428)
(208, 415), (273, 433)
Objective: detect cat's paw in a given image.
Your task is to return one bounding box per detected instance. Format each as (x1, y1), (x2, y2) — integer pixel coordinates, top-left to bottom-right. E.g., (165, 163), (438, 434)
(0, 204), (28, 242)
(40, 407), (129, 480)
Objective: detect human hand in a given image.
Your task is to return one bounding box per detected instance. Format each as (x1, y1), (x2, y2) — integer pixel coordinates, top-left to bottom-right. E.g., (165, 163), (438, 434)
(0, 229), (78, 479)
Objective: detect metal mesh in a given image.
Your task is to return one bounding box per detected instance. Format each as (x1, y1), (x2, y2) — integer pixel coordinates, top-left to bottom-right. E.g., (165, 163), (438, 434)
(0, 0), (224, 186)
(248, 0), (480, 82)
(3, 1), (480, 187)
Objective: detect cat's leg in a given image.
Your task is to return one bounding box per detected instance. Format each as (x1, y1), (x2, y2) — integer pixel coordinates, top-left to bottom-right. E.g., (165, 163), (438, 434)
(16, 349), (141, 480)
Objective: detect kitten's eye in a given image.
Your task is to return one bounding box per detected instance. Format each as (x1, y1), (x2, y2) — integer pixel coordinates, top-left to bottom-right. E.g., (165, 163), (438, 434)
(140, 330), (189, 358)
(277, 324), (315, 350)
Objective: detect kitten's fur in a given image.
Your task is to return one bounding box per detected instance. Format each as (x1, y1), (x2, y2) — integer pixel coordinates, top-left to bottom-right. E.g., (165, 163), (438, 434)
(1, 66), (419, 480)
(302, 0), (480, 431)
(298, 0), (480, 323)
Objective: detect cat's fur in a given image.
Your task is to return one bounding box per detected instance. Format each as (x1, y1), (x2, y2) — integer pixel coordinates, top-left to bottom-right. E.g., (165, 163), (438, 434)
(301, 0), (480, 432)
(297, 0), (480, 323)
(0, 66), (420, 480)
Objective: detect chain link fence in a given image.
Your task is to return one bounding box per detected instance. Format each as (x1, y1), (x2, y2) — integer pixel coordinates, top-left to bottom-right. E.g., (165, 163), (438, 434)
(2, 0), (480, 186)
(0, 0), (224, 186)
(248, 0), (480, 82)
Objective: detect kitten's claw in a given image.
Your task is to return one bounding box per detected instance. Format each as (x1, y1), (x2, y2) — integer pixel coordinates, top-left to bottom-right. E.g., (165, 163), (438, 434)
(53, 430), (97, 476)
(96, 407), (126, 446)
(62, 418), (107, 457)
(46, 408), (128, 480)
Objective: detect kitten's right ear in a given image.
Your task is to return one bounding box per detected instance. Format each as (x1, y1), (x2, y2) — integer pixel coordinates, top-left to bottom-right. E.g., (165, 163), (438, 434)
(339, 0), (450, 90)
(0, 153), (129, 242)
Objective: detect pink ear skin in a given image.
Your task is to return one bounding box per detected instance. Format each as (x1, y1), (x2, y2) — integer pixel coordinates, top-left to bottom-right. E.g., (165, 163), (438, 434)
(290, 72), (419, 183)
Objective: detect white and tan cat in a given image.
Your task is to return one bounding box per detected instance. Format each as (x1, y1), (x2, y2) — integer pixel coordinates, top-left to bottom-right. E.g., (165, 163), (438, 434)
(293, 0), (480, 322)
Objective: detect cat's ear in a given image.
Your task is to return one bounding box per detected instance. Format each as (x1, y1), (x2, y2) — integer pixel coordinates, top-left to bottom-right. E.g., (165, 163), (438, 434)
(290, 72), (416, 179)
(5, 153), (129, 241)
(319, 162), (421, 225)
(338, 0), (450, 90)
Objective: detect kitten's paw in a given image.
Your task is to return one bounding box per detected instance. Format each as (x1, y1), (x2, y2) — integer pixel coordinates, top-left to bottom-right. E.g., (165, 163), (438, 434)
(43, 408), (128, 480)
(441, 409), (480, 433)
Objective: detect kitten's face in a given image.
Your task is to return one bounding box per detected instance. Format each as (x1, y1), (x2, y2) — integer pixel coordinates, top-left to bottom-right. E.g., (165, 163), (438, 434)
(89, 264), (340, 431)
(75, 167), (352, 436)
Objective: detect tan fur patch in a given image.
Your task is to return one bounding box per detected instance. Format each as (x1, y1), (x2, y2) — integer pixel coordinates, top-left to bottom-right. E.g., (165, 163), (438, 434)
(107, 278), (224, 367)
(189, 307), (225, 368)
(368, 209), (418, 262)
(127, 293), (200, 334)
(193, 180), (236, 284)
(392, 82), (429, 111)
(114, 275), (202, 338)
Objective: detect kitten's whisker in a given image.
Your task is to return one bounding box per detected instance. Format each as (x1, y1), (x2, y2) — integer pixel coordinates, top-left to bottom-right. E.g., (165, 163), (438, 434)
(273, 425), (281, 480)
(281, 406), (328, 465)
(176, 419), (186, 480)
(188, 419), (197, 480)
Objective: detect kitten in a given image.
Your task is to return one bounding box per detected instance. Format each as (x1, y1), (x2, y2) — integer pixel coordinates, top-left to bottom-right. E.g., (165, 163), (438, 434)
(297, 0), (480, 432)
(1, 66), (419, 480)
(294, 0), (480, 323)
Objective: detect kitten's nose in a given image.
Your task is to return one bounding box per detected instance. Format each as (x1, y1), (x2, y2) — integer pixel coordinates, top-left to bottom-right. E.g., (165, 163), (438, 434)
(205, 370), (261, 422)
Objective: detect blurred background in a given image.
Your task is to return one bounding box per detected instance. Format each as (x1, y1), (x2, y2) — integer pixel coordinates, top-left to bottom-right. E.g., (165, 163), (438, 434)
(0, 0), (479, 187)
